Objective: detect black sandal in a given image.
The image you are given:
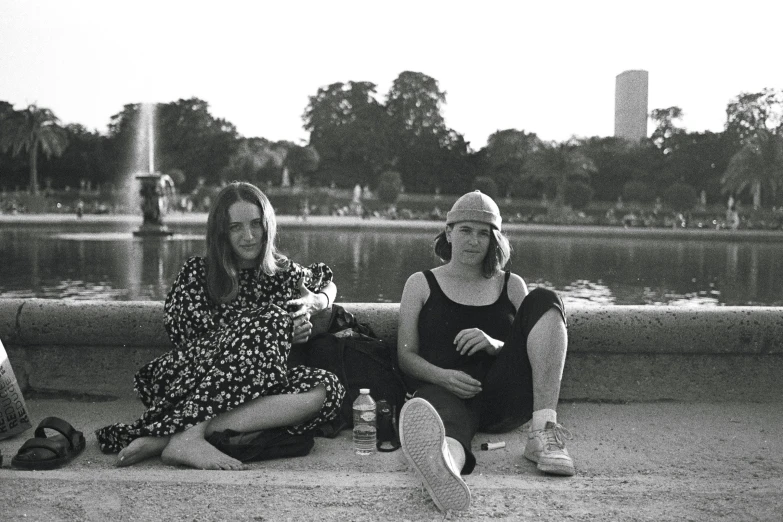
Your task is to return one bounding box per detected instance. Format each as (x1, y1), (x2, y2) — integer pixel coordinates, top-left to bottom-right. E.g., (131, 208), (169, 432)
(11, 417), (85, 470)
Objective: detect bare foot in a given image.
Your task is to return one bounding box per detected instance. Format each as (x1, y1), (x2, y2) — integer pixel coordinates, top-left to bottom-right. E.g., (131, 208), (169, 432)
(161, 432), (245, 470)
(116, 436), (170, 467)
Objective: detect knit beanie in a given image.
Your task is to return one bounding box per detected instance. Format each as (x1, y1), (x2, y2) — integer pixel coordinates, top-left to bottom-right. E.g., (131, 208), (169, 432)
(446, 190), (502, 230)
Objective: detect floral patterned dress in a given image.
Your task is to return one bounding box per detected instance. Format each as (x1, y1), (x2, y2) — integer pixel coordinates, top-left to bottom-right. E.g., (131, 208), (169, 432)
(96, 256), (345, 453)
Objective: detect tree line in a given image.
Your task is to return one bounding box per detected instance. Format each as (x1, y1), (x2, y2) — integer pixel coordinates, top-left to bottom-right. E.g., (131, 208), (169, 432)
(1, 73), (782, 211)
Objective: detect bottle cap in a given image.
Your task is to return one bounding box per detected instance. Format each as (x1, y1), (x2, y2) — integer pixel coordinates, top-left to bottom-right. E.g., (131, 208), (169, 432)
(360, 388), (370, 394)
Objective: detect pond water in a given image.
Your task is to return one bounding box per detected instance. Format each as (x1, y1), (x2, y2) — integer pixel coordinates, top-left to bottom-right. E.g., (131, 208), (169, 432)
(1, 223), (782, 306)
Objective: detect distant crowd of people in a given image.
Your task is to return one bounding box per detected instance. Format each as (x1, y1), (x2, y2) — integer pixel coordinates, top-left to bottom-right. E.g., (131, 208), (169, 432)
(5, 189), (783, 231)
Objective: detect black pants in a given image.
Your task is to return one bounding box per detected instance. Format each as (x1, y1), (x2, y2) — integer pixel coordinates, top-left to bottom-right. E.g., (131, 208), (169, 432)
(413, 287), (566, 474)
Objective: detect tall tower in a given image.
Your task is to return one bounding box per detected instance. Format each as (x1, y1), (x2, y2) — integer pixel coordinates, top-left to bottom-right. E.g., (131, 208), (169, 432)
(614, 70), (648, 141)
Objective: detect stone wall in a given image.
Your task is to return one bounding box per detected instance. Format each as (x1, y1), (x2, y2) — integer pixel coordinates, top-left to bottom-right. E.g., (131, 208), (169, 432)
(1, 299), (781, 402)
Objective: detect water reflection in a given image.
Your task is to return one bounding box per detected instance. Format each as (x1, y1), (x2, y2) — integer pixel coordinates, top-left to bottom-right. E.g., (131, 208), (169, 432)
(1, 225), (782, 306)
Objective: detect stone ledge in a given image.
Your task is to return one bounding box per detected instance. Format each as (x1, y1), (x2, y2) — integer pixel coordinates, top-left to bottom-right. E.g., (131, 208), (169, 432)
(3, 299), (782, 354)
(1, 299), (782, 402)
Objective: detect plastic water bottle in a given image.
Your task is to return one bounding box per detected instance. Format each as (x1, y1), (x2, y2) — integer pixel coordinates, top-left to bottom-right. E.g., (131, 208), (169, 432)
(353, 388), (377, 455)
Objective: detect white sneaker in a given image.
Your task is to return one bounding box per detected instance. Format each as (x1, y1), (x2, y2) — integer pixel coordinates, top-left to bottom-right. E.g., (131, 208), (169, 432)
(399, 398), (471, 512)
(523, 421), (576, 476)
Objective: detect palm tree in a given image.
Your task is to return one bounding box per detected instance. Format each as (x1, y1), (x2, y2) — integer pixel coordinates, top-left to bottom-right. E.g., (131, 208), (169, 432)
(721, 129), (783, 209)
(0, 104), (69, 194)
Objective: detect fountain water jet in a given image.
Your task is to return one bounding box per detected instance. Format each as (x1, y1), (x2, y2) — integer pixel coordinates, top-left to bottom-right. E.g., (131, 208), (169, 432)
(133, 103), (174, 237)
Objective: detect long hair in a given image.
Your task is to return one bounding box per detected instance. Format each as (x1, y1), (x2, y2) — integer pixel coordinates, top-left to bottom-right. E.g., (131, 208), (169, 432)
(433, 225), (511, 278)
(205, 182), (285, 303)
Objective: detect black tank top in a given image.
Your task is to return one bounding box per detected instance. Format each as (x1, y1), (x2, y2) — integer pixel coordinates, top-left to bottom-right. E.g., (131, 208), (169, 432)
(414, 270), (516, 386)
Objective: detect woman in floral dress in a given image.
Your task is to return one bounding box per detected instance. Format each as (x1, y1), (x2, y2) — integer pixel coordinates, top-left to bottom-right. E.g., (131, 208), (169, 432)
(96, 182), (344, 470)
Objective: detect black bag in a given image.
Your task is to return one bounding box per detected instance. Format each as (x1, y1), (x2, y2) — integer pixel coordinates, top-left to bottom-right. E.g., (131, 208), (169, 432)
(290, 305), (407, 441)
(206, 428), (315, 462)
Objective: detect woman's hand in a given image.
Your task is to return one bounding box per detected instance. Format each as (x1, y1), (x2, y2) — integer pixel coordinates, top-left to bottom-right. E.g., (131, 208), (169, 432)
(438, 369), (482, 399)
(290, 313), (312, 345)
(454, 328), (503, 356)
(286, 278), (328, 317)
(286, 278), (327, 345)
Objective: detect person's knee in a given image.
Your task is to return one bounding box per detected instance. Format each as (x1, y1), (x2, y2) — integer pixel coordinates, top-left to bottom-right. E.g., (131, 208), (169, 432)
(540, 307), (566, 329)
(524, 287), (561, 309)
(305, 384), (327, 413)
(522, 288), (566, 327)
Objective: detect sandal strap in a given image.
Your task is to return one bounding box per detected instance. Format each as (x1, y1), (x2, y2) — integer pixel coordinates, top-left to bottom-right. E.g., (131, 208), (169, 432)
(34, 417), (77, 445)
(17, 436), (67, 457)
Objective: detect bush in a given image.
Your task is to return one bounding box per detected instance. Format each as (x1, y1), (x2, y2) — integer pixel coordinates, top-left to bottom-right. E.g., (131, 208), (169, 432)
(377, 171), (403, 204)
(622, 180), (654, 203)
(471, 176), (499, 198)
(663, 182), (698, 212)
(563, 181), (594, 210)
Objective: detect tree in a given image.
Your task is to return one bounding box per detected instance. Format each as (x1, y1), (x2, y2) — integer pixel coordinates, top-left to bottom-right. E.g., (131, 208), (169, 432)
(107, 98), (239, 191)
(284, 144), (320, 185)
(303, 81), (392, 188)
(385, 71), (467, 194)
(0, 101), (27, 189)
(435, 130), (474, 194)
(721, 89), (783, 208)
(622, 180), (655, 204)
(386, 71), (449, 142)
(220, 138), (282, 186)
(33, 124), (112, 190)
(0, 104), (69, 194)
(377, 170), (403, 204)
(302, 73), (472, 193)
(663, 182), (698, 212)
(578, 137), (657, 202)
(526, 139), (596, 206)
(725, 89), (783, 146)
(563, 180), (594, 210)
(156, 98), (238, 189)
(482, 129), (542, 197)
(722, 129), (783, 209)
(663, 131), (732, 205)
(472, 176), (499, 198)
(650, 106), (685, 155)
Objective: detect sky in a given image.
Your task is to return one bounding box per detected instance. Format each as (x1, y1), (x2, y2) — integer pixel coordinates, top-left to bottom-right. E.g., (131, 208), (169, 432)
(1, 0), (782, 150)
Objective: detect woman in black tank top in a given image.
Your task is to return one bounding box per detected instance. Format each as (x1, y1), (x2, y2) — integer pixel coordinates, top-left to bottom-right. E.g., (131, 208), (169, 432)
(396, 191), (574, 513)
(412, 270), (515, 388)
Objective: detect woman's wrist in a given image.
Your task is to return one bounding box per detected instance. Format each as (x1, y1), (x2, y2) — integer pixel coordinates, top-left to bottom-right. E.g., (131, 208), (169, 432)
(317, 290), (331, 310)
(432, 366), (450, 387)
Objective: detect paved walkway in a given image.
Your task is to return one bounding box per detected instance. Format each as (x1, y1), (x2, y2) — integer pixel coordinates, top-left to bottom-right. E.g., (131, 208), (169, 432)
(1, 398), (781, 521)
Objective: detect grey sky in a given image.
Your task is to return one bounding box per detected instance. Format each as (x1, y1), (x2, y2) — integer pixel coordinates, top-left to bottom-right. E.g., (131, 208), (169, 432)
(1, 0), (780, 149)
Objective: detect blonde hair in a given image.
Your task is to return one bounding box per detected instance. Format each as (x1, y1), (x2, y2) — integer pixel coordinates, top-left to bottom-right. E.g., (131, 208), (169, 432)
(205, 182), (286, 303)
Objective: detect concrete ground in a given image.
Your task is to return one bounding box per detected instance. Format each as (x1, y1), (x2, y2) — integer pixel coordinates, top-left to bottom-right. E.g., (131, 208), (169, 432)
(1, 397), (781, 521)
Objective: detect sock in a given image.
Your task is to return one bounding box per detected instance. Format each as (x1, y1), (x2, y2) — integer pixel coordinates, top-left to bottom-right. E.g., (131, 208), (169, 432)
(531, 409), (557, 431)
(444, 437), (465, 475)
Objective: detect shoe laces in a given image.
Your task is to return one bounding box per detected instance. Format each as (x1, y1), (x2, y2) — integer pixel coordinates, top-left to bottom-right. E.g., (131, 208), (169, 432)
(542, 422), (572, 450)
